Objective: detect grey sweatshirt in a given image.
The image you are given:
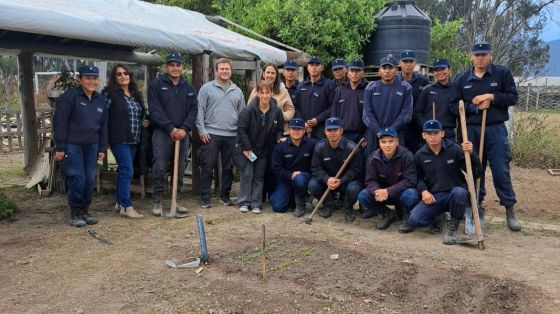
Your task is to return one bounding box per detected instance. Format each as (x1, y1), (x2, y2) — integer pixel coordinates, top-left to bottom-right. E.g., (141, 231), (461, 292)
(196, 80), (246, 137)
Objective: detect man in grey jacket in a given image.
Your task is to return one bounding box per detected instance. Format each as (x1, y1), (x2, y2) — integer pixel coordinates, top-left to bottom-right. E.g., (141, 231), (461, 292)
(196, 58), (246, 208)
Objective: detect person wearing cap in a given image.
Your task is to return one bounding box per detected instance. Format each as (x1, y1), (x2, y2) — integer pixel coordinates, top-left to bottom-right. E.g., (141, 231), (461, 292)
(282, 60), (300, 103)
(450, 41), (521, 231)
(413, 58), (457, 141)
(330, 60), (368, 144)
(196, 58), (245, 209)
(331, 58), (348, 87)
(54, 65), (108, 227)
(363, 54), (413, 155)
(406, 120), (481, 245)
(269, 118), (317, 216)
(308, 117), (363, 221)
(398, 50), (430, 153)
(357, 127), (419, 230)
(294, 55), (337, 139)
(148, 53), (198, 217)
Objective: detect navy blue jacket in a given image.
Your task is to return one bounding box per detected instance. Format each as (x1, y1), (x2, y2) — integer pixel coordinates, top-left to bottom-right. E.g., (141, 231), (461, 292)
(398, 73), (430, 105)
(331, 79), (368, 134)
(148, 74), (198, 134)
(414, 81), (457, 130)
(311, 137), (362, 185)
(285, 80), (300, 104)
(365, 145), (417, 199)
(271, 136), (317, 181)
(451, 64), (518, 125)
(54, 87), (108, 153)
(362, 78), (413, 134)
(294, 75), (336, 123)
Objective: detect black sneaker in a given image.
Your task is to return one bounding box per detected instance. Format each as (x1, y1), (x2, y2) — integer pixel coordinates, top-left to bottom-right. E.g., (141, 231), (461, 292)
(219, 196), (233, 206)
(201, 199), (212, 209)
(70, 208), (86, 228)
(376, 208), (396, 230)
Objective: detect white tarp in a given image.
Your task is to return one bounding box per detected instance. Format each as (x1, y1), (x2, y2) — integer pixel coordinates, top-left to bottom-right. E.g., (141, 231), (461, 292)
(0, 0), (287, 64)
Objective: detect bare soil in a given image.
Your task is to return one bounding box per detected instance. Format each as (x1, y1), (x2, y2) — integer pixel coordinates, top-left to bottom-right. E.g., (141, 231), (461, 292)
(1, 164), (560, 313)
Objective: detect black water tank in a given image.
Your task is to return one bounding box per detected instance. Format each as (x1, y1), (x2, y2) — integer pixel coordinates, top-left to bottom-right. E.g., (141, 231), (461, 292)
(363, 1), (431, 66)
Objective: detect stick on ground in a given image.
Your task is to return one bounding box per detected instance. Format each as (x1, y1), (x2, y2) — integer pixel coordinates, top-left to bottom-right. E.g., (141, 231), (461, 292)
(261, 224), (267, 282)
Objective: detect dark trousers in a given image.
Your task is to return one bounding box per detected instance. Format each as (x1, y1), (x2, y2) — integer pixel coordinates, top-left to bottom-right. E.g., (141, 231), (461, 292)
(407, 187), (468, 227)
(269, 172), (311, 212)
(59, 143), (98, 210)
(111, 144), (137, 208)
(405, 123), (423, 154)
(198, 134), (236, 200)
(234, 150), (268, 209)
(468, 123), (516, 206)
(308, 178), (362, 207)
(357, 188), (419, 215)
(151, 128), (189, 197)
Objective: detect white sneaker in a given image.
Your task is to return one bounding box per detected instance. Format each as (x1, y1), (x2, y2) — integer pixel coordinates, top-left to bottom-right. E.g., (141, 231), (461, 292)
(176, 202), (188, 214)
(239, 205), (249, 213)
(120, 206), (144, 219)
(152, 202), (162, 216)
(251, 207), (262, 214)
(114, 203), (122, 212)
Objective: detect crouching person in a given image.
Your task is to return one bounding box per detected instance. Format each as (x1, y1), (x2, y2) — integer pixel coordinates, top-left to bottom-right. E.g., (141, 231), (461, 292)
(357, 127), (419, 231)
(54, 65), (108, 227)
(407, 120), (481, 245)
(308, 117), (363, 221)
(270, 119), (317, 216)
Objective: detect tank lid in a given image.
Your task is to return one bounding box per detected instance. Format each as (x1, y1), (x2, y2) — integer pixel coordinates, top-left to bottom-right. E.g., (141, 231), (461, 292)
(375, 0), (431, 23)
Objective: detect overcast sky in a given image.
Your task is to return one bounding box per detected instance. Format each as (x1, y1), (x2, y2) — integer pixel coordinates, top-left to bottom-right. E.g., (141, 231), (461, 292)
(541, 2), (560, 42)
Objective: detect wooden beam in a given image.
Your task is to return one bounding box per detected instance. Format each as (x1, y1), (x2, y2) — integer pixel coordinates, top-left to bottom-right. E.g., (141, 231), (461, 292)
(231, 60), (257, 70)
(17, 52), (39, 173)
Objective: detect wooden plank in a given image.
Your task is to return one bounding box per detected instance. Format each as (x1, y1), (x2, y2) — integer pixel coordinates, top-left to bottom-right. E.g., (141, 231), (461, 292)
(548, 169), (560, 176)
(6, 112), (14, 152)
(15, 111), (23, 151)
(18, 52), (39, 172)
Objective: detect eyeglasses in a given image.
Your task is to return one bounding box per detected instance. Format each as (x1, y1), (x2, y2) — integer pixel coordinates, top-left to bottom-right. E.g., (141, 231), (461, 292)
(116, 71), (129, 78)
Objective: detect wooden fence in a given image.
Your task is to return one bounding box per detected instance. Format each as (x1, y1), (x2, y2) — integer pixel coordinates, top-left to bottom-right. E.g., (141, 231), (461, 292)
(0, 108), (52, 153)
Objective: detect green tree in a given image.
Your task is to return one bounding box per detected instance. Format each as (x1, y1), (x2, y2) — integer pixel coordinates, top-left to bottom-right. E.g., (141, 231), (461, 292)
(430, 19), (471, 73)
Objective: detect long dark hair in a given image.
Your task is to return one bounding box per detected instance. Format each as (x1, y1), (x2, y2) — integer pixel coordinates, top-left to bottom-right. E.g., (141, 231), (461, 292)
(105, 64), (143, 105)
(261, 63), (281, 95)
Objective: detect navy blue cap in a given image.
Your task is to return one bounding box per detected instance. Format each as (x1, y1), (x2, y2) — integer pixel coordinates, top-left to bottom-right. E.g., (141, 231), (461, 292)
(283, 60), (298, 70)
(288, 118), (305, 129)
(377, 127), (398, 138)
(423, 119), (443, 132)
(332, 58), (346, 70)
(307, 55), (322, 65)
(325, 117), (342, 130)
(432, 58), (450, 69)
(78, 65), (99, 77)
(347, 60), (365, 70)
(166, 53), (183, 64)
(472, 42), (491, 54)
(380, 54), (398, 67)
(401, 50), (416, 61)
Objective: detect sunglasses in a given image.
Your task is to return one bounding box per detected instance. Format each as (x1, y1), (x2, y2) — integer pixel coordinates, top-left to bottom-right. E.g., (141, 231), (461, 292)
(116, 71), (130, 78)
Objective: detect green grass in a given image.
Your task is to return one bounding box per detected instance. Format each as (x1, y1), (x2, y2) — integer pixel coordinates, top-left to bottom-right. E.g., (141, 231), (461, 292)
(0, 165), (25, 179)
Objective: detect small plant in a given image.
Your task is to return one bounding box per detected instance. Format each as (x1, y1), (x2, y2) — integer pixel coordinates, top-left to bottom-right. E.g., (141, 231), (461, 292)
(512, 113), (560, 169)
(0, 192), (17, 220)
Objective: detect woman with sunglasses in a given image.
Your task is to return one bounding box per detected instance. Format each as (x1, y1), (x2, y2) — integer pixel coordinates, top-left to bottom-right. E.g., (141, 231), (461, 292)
(103, 64), (147, 218)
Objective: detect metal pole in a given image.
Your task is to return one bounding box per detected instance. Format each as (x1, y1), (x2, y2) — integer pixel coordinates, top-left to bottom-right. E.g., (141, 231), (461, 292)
(196, 214), (209, 263)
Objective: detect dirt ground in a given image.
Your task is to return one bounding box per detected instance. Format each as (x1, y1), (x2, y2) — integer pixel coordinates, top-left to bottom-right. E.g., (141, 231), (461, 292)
(1, 164), (560, 313)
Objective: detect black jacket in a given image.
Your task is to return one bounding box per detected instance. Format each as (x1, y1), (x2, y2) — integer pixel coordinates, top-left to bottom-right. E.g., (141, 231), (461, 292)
(311, 137), (363, 185)
(413, 81), (457, 130)
(104, 88), (146, 145)
(236, 98), (285, 158)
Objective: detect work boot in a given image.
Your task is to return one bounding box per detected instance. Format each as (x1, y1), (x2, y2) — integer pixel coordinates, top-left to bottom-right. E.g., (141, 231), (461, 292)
(360, 207), (377, 219)
(431, 213), (444, 234)
(69, 208), (86, 228)
(398, 212), (414, 233)
(319, 203), (333, 218)
(376, 207), (396, 230)
(81, 208), (97, 225)
(344, 205), (356, 222)
(443, 218), (460, 245)
(294, 195), (306, 218)
(176, 202), (188, 214)
(120, 206), (144, 219)
(152, 199), (163, 216)
(505, 206), (522, 231)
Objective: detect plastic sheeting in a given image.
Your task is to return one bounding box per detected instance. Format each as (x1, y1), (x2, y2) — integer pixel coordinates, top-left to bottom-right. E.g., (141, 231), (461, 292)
(0, 0), (287, 64)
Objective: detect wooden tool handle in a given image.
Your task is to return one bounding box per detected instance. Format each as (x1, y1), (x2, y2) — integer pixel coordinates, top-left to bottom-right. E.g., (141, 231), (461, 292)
(170, 140), (180, 213)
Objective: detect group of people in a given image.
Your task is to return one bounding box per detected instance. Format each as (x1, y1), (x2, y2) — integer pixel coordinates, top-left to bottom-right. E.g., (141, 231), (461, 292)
(53, 41), (522, 245)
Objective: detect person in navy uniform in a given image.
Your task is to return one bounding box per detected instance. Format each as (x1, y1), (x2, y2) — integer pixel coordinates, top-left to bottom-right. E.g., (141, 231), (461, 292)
(357, 127), (419, 231)
(331, 58), (348, 87)
(406, 120), (481, 245)
(294, 55), (336, 139)
(398, 50), (430, 153)
(148, 53), (198, 217)
(330, 60), (368, 144)
(54, 65), (108, 227)
(308, 117), (363, 221)
(450, 42), (521, 231)
(269, 118), (317, 217)
(363, 54), (413, 155)
(282, 60), (300, 104)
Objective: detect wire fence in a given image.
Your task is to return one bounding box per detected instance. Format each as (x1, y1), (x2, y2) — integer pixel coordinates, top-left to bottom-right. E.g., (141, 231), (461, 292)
(516, 84), (560, 111)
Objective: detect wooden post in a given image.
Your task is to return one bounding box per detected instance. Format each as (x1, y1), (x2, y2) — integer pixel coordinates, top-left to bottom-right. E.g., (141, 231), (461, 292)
(535, 89), (540, 110)
(190, 54), (204, 194)
(17, 52), (39, 172)
(525, 84), (531, 111)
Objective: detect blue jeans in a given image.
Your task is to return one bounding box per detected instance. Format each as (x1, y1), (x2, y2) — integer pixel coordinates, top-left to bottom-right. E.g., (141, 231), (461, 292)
(269, 172), (311, 212)
(468, 123), (516, 206)
(59, 143), (98, 210)
(407, 187), (468, 228)
(308, 178), (362, 206)
(358, 188), (419, 215)
(111, 144), (137, 208)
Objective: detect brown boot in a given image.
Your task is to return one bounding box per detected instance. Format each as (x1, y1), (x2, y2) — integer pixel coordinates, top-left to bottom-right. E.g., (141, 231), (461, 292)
(120, 206), (144, 219)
